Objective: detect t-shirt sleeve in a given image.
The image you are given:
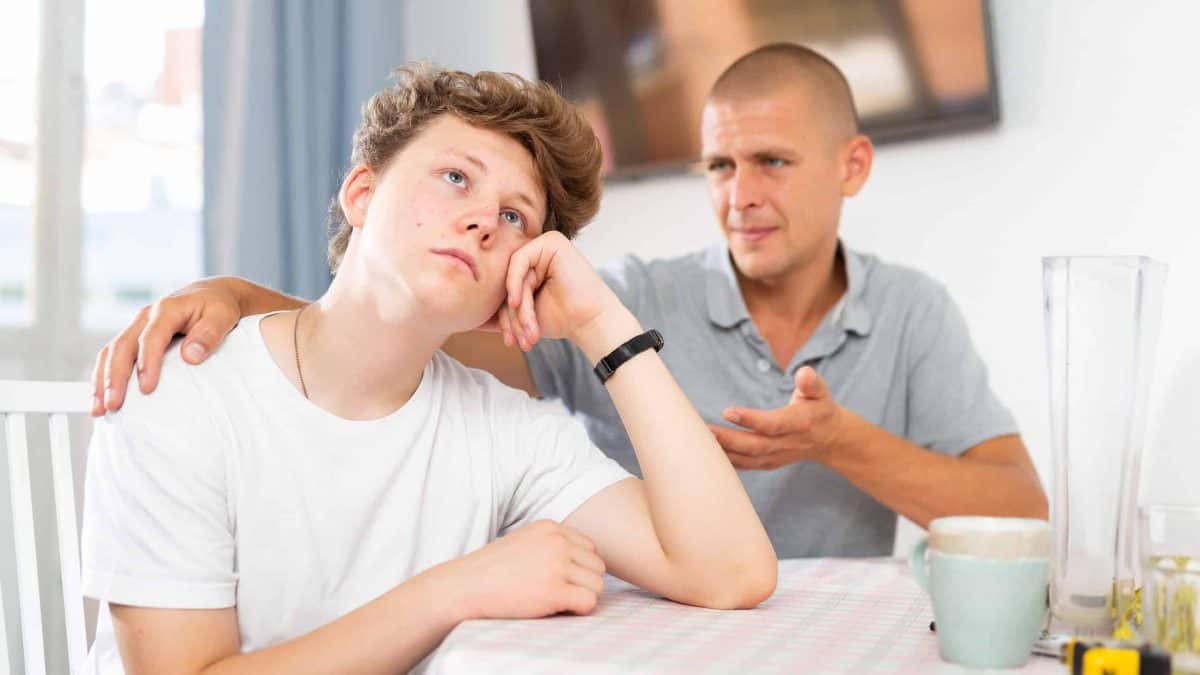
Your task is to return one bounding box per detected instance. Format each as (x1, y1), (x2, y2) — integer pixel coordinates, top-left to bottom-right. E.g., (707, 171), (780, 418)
(526, 255), (646, 411)
(490, 390), (630, 532)
(81, 373), (236, 609)
(904, 282), (1019, 456)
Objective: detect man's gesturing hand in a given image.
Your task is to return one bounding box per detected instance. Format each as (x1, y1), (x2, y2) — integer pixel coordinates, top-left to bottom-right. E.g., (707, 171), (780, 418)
(708, 366), (846, 471)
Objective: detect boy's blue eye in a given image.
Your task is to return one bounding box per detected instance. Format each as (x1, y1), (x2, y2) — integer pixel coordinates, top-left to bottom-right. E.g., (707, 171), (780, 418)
(765, 157), (787, 168)
(443, 170), (466, 186)
(501, 210), (525, 230)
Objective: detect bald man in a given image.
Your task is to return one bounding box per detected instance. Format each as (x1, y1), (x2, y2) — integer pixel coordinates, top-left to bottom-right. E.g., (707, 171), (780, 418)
(93, 43), (1047, 558)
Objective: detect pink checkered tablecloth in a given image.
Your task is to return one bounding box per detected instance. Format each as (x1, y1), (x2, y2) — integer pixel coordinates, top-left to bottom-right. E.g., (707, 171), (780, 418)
(423, 557), (1063, 674)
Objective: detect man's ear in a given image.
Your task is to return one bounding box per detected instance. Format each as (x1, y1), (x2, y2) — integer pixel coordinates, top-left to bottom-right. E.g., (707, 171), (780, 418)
(339, 165), (375, 228)
(839, 134), (873, 197)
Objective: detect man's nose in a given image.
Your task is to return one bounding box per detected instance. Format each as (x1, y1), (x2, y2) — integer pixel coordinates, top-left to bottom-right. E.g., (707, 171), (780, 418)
(729, 170), (764, 212)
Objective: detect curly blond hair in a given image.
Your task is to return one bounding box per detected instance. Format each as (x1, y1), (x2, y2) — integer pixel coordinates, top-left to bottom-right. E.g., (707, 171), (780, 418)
(326, 63), (603, 273)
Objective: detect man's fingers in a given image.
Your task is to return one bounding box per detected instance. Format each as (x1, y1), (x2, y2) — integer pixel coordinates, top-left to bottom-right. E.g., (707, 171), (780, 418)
(137, 310), (189, 394)
(708, 424), (774, 456)
(90, 345), (109, 416)
(722, 406), (795, 436)
(726, 451), (778, 471)
(101, 311), (150, 413)
(794, 366), (828, 399)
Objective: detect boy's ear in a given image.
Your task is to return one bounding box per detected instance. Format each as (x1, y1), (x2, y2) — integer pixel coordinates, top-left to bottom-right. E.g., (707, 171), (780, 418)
(339, 165), (375, 229)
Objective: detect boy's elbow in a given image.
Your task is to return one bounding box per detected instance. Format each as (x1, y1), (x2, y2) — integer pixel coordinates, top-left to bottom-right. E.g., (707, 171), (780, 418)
(691, 558), (778, 610)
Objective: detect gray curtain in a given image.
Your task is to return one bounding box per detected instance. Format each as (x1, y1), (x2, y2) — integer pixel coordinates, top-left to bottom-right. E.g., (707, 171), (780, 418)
(202, 0), (406, 299)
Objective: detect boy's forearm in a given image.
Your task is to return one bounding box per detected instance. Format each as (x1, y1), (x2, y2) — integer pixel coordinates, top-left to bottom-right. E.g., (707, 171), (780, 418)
(200, 563), (467, 675)
(571, 309), (777, 607)
(207, 276), (307, 316)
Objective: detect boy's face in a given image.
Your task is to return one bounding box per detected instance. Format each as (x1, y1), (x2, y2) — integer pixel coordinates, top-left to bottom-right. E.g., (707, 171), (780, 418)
(345, 115), (547, 331)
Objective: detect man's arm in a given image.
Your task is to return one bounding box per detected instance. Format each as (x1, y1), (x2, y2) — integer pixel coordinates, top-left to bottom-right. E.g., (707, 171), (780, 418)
(819, 425), (1045, 528)
(94, 278), (538, 415)
(709, 367), (1048, 529)
(443, 331), (538, 396)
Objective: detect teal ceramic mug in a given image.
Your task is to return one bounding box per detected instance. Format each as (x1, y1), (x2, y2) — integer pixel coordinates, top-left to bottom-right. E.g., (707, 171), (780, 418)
(908, 516), (1052, 669)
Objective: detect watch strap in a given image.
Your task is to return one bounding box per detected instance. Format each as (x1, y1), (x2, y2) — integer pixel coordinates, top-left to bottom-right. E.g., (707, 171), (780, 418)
(593, 329), (664, 384)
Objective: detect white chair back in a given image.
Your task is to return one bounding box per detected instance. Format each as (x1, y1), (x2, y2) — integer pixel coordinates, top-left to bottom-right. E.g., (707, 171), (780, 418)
(1, 380), (91, 675)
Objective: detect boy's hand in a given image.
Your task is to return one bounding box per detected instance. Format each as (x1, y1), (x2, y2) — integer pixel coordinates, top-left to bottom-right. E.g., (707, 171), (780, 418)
(447, 520), (606, 620)
(90, 279), (243, 416)
(496, 231), (635, 356)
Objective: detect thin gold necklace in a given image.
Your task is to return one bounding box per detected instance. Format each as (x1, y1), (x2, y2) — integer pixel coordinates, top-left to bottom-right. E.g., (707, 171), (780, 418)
(293, 304), (310, 399)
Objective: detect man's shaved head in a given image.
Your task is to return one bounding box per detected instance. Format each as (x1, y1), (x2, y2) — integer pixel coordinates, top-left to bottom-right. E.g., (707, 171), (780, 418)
(708, 43), (859, 143)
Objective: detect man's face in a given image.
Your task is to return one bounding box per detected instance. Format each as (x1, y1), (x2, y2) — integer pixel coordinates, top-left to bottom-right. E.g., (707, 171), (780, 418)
(701, 89), (850, 283)
(351, 115), (546, 331)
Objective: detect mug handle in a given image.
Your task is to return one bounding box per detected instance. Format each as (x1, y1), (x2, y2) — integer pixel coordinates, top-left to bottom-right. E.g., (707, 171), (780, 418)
(908, 537), (931, 593)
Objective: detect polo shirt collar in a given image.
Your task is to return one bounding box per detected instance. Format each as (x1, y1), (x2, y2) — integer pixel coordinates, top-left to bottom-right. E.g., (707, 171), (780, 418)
(704, 243), (751, 328)
(703, 240), (873, 337)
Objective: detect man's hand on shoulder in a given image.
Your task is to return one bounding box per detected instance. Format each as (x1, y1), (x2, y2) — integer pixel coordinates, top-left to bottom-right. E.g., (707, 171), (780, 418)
(708, 366), (846, 470)
(91, 278), (247, 417)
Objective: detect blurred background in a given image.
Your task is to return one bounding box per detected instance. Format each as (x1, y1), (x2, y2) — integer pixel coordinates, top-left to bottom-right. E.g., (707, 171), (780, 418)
(3, 1), (1200, 672)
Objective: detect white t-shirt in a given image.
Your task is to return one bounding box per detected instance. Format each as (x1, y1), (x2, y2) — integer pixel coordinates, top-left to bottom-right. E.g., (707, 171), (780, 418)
(80, 313), (630, 674)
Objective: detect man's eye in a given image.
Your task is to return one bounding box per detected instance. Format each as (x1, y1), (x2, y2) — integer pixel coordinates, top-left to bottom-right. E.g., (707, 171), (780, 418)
(443, 170), (466, 186)
(707, 160), (732, 172)
(501, 210), (525, 230)
(764, 157), (787, 168)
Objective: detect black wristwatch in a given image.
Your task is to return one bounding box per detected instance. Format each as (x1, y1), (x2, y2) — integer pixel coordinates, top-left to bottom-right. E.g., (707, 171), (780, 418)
(593, 329), (664, 384)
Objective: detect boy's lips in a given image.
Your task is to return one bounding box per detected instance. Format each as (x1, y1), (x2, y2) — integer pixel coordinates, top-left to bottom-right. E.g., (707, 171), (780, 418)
(432, 248), (478, 281)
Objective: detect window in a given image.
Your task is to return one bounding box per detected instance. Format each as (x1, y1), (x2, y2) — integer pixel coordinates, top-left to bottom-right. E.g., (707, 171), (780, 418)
(0, 2), (39, 327)
(0, 0), (203, 380)
(82, 0), (204, 331)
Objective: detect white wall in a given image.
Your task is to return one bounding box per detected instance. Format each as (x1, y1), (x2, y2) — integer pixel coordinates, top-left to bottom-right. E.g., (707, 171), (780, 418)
(406, 0), (1200, 508)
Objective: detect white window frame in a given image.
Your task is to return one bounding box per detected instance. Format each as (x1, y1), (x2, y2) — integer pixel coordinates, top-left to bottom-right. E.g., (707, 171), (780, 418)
(0, 0), (123, 382)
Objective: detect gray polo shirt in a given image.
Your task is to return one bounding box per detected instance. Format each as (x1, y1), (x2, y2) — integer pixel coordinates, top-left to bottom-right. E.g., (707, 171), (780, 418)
(526, 242), (1017, 558)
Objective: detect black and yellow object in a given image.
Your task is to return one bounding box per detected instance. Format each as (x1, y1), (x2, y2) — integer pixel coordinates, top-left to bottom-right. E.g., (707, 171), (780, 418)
(1063, 639), (1172, 675)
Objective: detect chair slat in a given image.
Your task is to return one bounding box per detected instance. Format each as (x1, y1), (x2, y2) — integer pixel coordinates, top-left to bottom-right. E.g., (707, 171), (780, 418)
(0, 575), (11, 675)
(0, 381), (91, 414)
(50, 413), (87, 672)
(5, 413), (47, 675)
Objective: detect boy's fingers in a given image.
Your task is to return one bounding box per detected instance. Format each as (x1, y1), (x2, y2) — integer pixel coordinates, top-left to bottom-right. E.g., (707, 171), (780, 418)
(506, 303), (527, 350)
(559, 525), (597, 552)
(521, 277), (537, 339)
(498, 308), (514, 347)
(560, 583), (599, 615)
(565, 565), (605, 596)
(569, 547), (606, 576)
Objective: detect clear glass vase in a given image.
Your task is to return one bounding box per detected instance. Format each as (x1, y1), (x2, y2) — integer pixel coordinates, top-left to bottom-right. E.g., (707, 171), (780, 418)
(1043, 256), (1167, 638)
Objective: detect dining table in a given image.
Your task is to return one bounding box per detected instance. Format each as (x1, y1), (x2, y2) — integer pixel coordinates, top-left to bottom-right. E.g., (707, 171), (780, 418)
(422, 557), (1064, 674)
